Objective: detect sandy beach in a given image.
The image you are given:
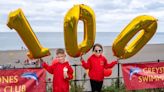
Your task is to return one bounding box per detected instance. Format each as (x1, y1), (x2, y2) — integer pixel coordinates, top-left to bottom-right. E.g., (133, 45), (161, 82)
(0, 44), (164, 91)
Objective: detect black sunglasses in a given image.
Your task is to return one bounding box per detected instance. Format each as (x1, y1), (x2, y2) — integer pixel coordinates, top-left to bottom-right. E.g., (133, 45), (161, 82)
(94, 50), (102, 53)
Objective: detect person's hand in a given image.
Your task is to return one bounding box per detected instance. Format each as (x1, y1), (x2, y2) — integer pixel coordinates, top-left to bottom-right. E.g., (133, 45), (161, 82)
(80, 56), (84, 61)
(115, 58), (121, 64)
(63, 67), (68, 79)
(117, 58), (121, 61)
(39, 58), (45, 68)
(39, 58), (44, 64)
(80, 52), (86, 61)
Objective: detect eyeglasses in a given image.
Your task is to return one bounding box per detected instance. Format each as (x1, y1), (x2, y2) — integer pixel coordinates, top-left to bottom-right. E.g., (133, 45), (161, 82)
(94, 50), (102, 53)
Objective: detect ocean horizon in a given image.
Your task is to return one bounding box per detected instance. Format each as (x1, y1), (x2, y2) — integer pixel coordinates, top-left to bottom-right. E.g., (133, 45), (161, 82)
(0, 32), (164, 50)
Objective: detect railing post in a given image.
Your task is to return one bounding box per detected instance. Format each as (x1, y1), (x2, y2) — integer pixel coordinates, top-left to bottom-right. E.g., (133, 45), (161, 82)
(117, 62), (120, 89)
(72, 64), (77, 92)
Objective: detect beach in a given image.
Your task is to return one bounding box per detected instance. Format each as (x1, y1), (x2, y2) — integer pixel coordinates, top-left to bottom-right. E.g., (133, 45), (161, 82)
(1, 0), (164, 91)
(0, 44), (164, 91)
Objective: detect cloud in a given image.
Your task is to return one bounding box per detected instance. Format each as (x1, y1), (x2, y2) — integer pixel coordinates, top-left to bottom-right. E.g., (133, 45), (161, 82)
(0, 0), (164, 32)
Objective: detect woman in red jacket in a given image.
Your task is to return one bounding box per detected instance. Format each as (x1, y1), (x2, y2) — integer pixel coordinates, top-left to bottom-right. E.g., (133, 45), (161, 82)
(42, 49), (73, 92)
(81, 43), (117, 92)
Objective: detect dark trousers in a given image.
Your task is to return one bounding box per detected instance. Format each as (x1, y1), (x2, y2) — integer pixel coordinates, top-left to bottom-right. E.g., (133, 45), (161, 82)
(90, 79), (103, 92)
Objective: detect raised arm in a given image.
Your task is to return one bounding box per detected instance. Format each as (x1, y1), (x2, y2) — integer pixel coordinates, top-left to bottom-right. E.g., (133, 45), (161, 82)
(104, 57), (118, 69)
(42, 62), (54, 74)
(81, 57), (91, 69)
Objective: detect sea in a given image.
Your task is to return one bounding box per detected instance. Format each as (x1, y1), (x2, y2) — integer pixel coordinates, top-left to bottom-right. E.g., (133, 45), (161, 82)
(0, 32), (164, 50)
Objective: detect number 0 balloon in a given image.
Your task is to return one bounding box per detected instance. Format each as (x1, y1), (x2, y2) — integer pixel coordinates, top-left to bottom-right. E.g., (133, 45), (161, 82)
(64, 4), (96, 57)
(112, 15), (157, 59)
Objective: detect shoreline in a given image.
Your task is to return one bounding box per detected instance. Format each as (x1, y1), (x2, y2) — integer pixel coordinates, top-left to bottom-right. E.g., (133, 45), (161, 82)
(0, 43), (164, 51)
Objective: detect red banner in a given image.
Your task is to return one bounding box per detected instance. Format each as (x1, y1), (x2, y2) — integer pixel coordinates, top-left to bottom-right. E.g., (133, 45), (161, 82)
(0, 68), (46, 92)
(122, 61), (164, 90)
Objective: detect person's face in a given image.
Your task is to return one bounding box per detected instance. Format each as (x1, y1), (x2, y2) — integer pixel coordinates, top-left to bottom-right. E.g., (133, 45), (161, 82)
(93, 46), (103, 56)
(56, 53), (66, 63)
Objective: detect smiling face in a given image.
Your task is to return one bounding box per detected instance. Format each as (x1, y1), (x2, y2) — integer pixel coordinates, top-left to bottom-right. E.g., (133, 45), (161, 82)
(56, 53), (66, 63)
(93, 46), (103, 57)
(55, 49), (66, 63)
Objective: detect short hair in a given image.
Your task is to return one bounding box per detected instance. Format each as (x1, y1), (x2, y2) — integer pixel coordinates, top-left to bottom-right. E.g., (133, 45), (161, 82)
(92, 43), (103, 52)
(56, 48), (65, 55)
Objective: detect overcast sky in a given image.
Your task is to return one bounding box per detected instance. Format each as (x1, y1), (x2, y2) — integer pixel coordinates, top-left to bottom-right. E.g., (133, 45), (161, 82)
(0, 0), (164, 32)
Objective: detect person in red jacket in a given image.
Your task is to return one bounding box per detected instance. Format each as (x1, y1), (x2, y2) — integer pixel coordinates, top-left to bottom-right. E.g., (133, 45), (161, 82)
(80, 43), (118, 92)
(41, 48), (73, 92)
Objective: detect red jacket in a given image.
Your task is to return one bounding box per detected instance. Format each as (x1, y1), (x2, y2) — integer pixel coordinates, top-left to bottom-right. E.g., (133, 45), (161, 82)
(42, 60), (73, 92)
(81, 54), (117, 81)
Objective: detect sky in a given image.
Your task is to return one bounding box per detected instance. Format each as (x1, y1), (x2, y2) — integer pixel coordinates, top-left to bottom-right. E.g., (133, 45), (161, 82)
(0, 0), (164, 32)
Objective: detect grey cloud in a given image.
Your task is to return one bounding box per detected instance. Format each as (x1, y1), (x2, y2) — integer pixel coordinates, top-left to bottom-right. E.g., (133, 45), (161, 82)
(0, 0), (164, 32)
(146, 2), (164, 10)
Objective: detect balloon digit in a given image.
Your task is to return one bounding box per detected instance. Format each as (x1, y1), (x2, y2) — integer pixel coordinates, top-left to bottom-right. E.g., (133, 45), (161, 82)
(112, 15), (157, 59)
(7, 8), (50, 59)
(64, 4), (96, 57)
